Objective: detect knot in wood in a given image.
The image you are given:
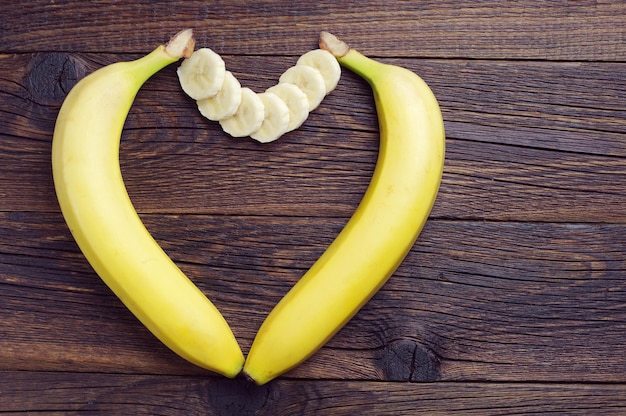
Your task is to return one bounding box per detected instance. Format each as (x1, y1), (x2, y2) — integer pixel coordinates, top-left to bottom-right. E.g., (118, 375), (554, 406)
(206, 377), (272, 415)
(375, 339), (441, 382)
(26, 52), (88, 105)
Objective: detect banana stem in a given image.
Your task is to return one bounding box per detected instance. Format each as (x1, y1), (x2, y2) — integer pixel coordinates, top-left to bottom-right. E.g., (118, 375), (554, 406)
(165, 28), (195, 59)
(319, 31), (383, 81)
(319, 31), (350, 58)
(121, 30), (195, 87)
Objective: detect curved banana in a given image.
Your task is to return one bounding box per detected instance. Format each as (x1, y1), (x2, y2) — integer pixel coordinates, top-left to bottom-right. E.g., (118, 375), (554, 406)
(51, 29), (244, 377)
(243, 31), (445, 385)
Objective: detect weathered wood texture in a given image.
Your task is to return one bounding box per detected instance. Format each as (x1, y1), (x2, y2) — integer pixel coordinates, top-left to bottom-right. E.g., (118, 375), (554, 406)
(1, 0), (625, 414)
(2, 212), (626, 383)
(3, 0), (625, 61)
(4, 55), (626, 222)
(2, 373), (626, 415)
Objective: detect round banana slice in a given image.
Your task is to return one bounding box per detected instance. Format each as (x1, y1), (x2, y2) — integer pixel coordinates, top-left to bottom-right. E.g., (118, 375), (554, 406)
(251, 92), (290, 143)
(197, 71), (242, 121)
(296, 49), (341, 94)
(278, 65), (326, 112)
(177, 48), (226, 100)
(219, 87), (264, 138)
(265, 83), (309, 132)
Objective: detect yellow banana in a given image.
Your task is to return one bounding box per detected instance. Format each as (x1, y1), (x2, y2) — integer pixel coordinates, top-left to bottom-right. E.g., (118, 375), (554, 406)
(51, 29), (244, 377)
(243, 31), (445, 385)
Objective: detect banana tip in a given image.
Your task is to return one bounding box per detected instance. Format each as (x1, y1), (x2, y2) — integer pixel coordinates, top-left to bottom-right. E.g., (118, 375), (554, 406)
(319, 31), (350, 58)
(241, 370), (263, 386)
(165, 29), (195, 59)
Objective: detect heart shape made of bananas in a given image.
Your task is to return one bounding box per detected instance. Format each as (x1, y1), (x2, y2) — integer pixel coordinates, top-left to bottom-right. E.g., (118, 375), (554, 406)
(51, 29), (445, 385)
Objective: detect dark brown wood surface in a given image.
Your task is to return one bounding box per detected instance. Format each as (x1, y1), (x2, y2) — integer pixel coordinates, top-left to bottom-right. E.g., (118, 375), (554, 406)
(1, 1), (625, 414)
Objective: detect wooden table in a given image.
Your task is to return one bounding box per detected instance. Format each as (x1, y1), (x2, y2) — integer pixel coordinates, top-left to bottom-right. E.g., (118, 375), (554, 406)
(2, 1), (625, 414)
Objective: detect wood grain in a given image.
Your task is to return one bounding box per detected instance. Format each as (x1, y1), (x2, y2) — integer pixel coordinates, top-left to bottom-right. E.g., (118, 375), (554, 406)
(2, 372), (626, 415)
(1, 0), (626, 413)
(1, 212), (625, 382)
(2, 1), (625, 61)
(2, 53), (625, 222)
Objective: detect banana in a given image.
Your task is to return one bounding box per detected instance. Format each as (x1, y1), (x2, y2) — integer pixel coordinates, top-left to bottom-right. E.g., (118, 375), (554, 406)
(297, 48), (342, 94)
(177, 47), (226, 100)
(51, 29), (245, 378)
(243, 31), (445, 385)
(197, 71), (242, 121)
(265, 83), (310, 132)
(279, 64), (327, 111)
(251, 92), (291, 143)
(219, 87), (265, 137)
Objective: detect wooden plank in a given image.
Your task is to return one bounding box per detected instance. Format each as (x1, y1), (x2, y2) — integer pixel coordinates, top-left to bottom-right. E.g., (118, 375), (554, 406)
(2, 1), (625, 61)
(2, 1), (624, 413)
(2, 53), (625, 222)
(1, 372), (625, 415)
(1, 212), (625, 382)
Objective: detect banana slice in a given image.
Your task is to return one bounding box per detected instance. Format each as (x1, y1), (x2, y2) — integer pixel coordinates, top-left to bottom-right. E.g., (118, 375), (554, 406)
(219, 87), (264, 138)
(278, 65), (326, 111)
(265, 83), (309, 132)
(177, 48), (226, 100)
(197, 71), (242, 121)
(251, 92), (290, 143)
(296, 49), (341, 94)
